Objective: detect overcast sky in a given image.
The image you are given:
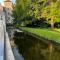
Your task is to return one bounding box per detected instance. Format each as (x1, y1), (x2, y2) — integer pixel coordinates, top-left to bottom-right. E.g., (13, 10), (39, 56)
(0, 0), (16, 5)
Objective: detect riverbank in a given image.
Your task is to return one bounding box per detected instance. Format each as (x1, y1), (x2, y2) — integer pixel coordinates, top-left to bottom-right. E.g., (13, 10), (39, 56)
(20, 27), (60, 43)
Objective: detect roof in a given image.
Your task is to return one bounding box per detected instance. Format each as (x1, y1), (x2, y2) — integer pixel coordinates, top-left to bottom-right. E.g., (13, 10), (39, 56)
(4, 0), (12, 2)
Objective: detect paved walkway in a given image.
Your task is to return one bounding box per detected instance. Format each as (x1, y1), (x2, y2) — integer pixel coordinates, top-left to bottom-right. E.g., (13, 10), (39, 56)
(0, 21), (4, 60)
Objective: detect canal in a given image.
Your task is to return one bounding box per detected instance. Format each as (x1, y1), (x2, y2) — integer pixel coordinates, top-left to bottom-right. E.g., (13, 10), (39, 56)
(13, 30), (60, 60)
(7, 26), (60, 60)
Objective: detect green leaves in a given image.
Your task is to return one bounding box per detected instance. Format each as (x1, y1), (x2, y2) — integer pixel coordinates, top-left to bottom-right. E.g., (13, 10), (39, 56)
(15, 0), (31, 20)
(41, 0), (60, 28)
(13, 0), (60, 28)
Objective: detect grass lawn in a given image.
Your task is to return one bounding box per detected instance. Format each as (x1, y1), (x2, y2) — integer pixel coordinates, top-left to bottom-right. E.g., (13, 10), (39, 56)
(54, 28), (60, 32)
(20, 27), (60, 43)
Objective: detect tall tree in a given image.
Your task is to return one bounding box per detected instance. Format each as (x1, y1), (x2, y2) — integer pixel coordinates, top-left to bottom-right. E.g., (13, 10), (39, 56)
(28, 0), (48, 20)
(41, 0), (60, 28)
(13, 0), (31, 25)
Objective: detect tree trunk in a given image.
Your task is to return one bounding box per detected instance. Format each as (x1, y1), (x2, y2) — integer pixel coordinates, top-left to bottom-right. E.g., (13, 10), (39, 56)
(51, 22), (54, 28)
(48, 42), (53, 60)
(51, 16), (54, 28)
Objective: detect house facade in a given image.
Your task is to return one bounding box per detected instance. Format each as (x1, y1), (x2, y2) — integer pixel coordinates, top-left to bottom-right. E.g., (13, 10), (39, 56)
(0, 0), (13, 25)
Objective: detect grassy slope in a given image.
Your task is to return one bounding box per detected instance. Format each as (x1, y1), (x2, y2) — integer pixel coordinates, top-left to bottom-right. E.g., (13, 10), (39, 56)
(21, 27), (60, 43)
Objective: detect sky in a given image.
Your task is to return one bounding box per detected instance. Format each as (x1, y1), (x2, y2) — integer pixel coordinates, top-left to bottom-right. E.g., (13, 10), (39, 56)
(0, 0), (16, 5)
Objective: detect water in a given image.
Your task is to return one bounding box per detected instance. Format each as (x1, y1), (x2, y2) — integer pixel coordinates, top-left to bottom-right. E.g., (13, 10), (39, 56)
(12, 47), (24, 60)
(14, 31), (60, 60)
(7, 26), (60, 60)
(7, 27), (24, 60)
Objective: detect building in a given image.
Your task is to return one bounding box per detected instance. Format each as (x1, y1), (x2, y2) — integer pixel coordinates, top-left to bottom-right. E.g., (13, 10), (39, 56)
(0, 3), (3, 11)
(0, 3), (5, 22)
(4, 0), (13, 10)
(0, 0), (13, 25)
(4, 0), (13, 25)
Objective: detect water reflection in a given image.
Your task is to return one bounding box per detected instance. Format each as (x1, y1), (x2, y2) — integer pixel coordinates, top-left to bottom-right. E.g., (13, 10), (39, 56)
(14, 31), (60, 60)
(13, 47), (24, 60)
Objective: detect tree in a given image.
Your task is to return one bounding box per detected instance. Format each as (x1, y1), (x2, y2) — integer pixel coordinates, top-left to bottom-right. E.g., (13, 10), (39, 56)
(13, 0), (48, 27)
(41, 0), (60, 28)
(28, 0), (48, 20)
(13, 0), (60, 28)
(13, 0), (31, 26)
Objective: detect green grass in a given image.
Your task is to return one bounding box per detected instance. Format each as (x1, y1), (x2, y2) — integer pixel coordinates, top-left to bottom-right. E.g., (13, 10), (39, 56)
(54, 28), (60, 32)
(21, 27), (60, 43)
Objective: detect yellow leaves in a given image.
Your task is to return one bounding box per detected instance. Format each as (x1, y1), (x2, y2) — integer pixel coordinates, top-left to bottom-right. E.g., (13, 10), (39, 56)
(41, 7), (48, 18)
(34, 9), (38, 14)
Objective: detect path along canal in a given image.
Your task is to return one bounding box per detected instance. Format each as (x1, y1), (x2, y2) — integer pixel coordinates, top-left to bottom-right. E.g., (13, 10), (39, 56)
(7, 27), (60, 60)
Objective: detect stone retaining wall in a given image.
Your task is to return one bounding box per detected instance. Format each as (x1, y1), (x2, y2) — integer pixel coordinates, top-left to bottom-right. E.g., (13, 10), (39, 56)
(5, 31), (15, 60)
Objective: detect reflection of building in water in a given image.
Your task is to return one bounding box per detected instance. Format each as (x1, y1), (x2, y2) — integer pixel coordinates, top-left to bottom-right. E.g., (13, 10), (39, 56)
(0, 0), (13, 25)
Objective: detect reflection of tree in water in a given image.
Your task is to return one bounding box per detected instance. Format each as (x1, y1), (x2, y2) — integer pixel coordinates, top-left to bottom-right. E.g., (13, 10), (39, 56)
(14, 32), (47, 60)
(14, 31), (60, 60)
